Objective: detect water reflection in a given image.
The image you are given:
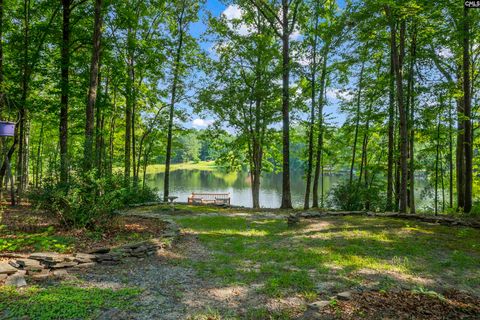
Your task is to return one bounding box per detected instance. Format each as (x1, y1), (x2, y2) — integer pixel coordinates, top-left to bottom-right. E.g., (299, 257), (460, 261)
(145, 169), (343, 208)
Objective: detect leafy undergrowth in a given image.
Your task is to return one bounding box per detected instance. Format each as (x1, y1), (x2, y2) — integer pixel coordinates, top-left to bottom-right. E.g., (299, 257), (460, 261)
(175, 215), (480, 301)
(0, 284), (141, 320)
(0, 205), (166, 253)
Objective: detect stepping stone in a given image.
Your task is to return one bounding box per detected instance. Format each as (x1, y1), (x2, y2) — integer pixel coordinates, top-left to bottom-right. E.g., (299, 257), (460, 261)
(337, 291), (352, 301)
(0, 262), (19, 275)
(5, 274), (27, 287)
(308, 300), (330, 312)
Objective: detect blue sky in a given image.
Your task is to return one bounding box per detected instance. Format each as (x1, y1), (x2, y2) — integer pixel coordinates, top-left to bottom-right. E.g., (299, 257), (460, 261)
(186, 0), (348, 130)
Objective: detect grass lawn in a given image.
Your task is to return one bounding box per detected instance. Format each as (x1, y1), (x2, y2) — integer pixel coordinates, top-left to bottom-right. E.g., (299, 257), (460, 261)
(0, 283), (141, 320)
(174, 215), (480, 300)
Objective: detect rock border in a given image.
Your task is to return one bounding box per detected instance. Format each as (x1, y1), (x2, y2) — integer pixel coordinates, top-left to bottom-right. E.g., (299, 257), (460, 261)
(0, 220), (180, 288)
(295, 211), (480, 228)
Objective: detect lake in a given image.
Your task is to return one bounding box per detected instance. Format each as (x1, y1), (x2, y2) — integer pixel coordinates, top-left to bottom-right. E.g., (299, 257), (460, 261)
(145, 167), (435, 208)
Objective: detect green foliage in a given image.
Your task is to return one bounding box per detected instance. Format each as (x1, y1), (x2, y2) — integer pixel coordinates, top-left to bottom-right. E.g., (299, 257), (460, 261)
(29, 172), (158, 229)
(327, 180), (385, 211)
(0, 284), (141, 320)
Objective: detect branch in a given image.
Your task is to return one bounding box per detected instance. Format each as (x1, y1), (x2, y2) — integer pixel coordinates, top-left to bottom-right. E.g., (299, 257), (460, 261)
(247, 0), (282, 38)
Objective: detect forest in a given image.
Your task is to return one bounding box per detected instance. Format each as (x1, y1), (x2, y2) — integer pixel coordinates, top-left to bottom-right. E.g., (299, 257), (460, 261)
(0, 0), (479, 319)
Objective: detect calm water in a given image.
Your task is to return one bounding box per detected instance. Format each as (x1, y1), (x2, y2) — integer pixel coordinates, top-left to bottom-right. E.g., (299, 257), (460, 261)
(145, 168), (375, 208)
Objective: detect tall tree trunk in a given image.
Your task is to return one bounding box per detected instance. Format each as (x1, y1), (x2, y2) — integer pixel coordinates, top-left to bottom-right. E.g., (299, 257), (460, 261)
(35, 122), (44, 188)
(0, 0), (4, 111)
(456, 74), (465, 210)
(124, 27), (134, 185)
(164, 5), (185, 202)
(303, 4), (319, 210)
(312, 48), (328, 208)
(407, 27), (417, 213)
(386, 51), (395, 211)
(462, 6), (472, 213)
(59, 0), (70, 184)
(435, 116), (441, 215)
(448, 100), (453, 208)
(386, 8), (408, 213)
(108, 85), (116, 175)
(280, 0), (292, 209)
(17, 0), (30, 195)
(85, 0), (103, 171)
(349, 61), (365, 185)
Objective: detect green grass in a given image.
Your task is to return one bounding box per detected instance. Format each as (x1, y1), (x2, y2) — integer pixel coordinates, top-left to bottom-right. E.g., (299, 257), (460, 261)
(116, 161), (217, 175)
(0, 225), (74, 253)
(0, 284), (141, 320)
(175, 215), (480, 299)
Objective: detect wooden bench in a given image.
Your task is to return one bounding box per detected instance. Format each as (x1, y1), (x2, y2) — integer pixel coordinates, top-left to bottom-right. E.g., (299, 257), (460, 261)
(188, 192), (231, 205)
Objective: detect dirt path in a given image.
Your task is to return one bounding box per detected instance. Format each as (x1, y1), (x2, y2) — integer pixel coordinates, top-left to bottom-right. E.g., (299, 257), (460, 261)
(67, 211), (305, 319)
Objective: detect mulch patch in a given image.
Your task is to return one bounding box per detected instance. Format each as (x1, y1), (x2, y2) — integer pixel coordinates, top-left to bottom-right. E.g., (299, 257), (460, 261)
(321, 289), (480, 319)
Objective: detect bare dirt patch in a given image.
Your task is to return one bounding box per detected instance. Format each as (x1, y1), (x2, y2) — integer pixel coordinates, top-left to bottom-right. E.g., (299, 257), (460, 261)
(315, 290), (480, 320)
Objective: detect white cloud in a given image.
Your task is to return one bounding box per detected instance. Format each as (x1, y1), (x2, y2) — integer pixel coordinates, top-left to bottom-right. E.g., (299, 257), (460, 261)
(326, 88), (355, 102)
(222, 5), (250, 36)
(437, 47), (453, 59)
(289, 29), (301, 41)
(223, 5), (243, 20)
(192, 118), (214, 128)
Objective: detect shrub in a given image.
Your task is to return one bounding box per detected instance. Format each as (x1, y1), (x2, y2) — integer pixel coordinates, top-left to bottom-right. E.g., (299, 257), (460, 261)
(327, 180), (385, 212)
(29, 172), (158, 229)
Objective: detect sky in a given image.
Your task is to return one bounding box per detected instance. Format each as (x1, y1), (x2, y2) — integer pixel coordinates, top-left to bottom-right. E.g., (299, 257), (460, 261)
(186, 0), (349, 130)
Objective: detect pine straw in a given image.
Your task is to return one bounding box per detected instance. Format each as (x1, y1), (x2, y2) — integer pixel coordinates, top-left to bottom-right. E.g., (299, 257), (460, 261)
(320, 290), (480, 319)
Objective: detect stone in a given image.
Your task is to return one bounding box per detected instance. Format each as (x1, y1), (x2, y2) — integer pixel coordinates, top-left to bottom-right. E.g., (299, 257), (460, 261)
(122, 241), (149, 250)
(29, 252), (65, 263)
(71, 262), (96, 270)
(0, 262), (19, 275)
(89, 247), (110, 254)
(53, 269), (68, 277)
(308, 300), (330, 312)
(50, 262), (78, 269)
(16, 258), (42, 268)
(15, 270), (27, 276)
(25, 265), (44, 272)
(0, 274), (8, 281)
(73, 253), (96, 261)
(8, 261), (21, 268)
(336, 291), (352, 301)
(99, 260), (118, 266)
(5, 275), (27, 287)
(30, 269), (51, 279)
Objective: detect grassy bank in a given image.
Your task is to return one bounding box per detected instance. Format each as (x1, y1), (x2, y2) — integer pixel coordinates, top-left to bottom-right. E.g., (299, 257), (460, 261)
(113, 161), (217, 175)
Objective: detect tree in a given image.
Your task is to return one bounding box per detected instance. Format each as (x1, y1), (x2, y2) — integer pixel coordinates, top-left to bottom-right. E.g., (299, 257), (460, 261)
(84, 0), (104, 171)
(246, 0), (301, 209)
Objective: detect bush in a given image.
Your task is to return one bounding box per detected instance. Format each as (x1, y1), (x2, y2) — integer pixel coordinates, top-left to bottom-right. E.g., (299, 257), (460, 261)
(29, 172), (159, 229)
(327, 180), (385, 212)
